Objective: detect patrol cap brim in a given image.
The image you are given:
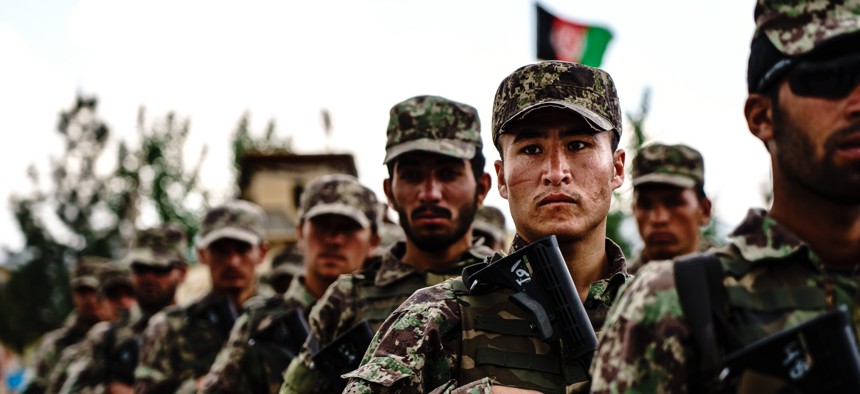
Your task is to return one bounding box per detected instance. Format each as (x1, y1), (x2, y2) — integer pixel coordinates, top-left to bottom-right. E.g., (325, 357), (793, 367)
(499, 101), (615, 136)
(71, 277), (99, 290)
(197, 227), (262, 249)
(472, 222), (505, 245)
(632, 173), (697, 189)
(383, 138), (477, 164)
(123, 249), (181, 269)
(302, 203), (372, 228)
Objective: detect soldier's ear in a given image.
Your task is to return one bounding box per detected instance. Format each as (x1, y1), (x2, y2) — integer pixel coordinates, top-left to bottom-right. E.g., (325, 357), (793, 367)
(383, 178), (398, 210)
(476, 172), (492, 207)
(746, 92), (775, 149)
(495, 160), (508, 200)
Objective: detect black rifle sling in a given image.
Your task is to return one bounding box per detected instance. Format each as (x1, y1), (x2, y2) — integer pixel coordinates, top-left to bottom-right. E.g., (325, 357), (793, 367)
(674, 252), (727, 386)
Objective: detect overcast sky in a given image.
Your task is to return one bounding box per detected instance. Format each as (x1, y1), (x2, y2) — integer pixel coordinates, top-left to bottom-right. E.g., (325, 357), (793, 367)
(0, 0), (767, 253)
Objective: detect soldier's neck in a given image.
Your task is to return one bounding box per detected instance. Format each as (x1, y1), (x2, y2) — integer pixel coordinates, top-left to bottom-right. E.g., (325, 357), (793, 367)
(770, 172), (860, 267)
(214, 286), (256, 308)
(304, 272), (332, 299)
(557, 226), (610, 303)
(402, 235), (473, 272)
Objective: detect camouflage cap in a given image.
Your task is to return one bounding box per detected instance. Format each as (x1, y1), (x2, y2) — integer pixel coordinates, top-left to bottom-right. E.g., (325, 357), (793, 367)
(632, 143), (705, 189)
(71, 256), (110, 290)
(383, 95), (482, 164)
(98, 262), (133, 294)
(754, 0), (860, 56)
(123, 224), (188, 269)
(492, 61), (621, 148)
(473, 205), (507, 245)
(198, 200), (267, 249)
(299, 174), (379, 229)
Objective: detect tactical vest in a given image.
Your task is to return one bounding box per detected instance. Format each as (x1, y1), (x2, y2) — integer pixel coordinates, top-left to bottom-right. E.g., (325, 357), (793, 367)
(676, 251), (860, 392)
(352, 260), (459, 330)
(452, 278), (589, 394)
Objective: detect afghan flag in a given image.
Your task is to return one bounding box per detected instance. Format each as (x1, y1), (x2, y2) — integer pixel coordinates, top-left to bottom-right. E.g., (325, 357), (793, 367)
(536, 3), (613, 67)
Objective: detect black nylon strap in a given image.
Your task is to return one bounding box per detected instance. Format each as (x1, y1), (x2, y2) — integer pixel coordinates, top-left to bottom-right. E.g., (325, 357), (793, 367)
(674, 252), (725, 382)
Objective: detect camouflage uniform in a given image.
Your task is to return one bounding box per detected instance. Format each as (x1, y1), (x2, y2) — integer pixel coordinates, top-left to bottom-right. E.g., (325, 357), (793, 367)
(344, 62), (631, 393)
(22, 259), (106, 394)
(471, 206), (507, 249)
(134, 201), (266, 394)
(59, 226), (188, 394)
(281, 95), (492, 394)
(590, 1), (860, 392)
(627, 143), (708, 274)
(200, 175), (379, 394)
(282, 242), (493, 394)
(342, 236), (628, 393)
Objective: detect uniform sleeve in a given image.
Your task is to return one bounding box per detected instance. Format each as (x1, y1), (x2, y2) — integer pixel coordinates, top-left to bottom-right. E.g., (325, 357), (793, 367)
(198, 313), (253, 394)
(281, 277), (355, 394)
(22, 330), (63, 394)
(589, 261), (694, 393)
(134, 311), (182, 394)
(342, 283), (462, 394)
(58, 323), (110, 394)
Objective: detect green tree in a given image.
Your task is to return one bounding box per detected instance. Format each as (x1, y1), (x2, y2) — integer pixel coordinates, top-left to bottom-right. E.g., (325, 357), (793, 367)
(1, 95), (209, 352)
(230, 111), (293, 196)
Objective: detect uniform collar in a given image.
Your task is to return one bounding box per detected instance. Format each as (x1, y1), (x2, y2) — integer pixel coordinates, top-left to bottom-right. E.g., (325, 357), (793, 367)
(374, 241), (491, 287)
(728, 208), (819, 265)
(283, 276), (316, 309)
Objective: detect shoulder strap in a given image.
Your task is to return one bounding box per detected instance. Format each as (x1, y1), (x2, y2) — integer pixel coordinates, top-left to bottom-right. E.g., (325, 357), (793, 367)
(674, 252), (726, 378)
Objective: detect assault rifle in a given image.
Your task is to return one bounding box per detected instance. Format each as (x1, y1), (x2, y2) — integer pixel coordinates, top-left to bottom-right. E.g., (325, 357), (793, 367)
(717, 308), (860, 393)
(107, 336), (140, 385)
(246, 307), (310, 392)
(311, 320), (375, 392)
(464, 235), (598, 365)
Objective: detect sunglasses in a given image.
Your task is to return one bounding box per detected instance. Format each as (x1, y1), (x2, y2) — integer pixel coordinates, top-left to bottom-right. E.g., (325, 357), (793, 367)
(757, 54), (860, 99)
(131, 262), (176, 276)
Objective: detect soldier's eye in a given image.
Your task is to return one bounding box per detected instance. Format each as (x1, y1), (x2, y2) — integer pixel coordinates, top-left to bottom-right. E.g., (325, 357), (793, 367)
(568, 141), (587, 151)
(521, 145), (542, 155)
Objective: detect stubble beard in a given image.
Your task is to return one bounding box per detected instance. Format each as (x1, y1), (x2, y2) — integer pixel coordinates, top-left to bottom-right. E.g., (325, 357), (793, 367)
(398, 196), (479, 253)
(774, 104), (860, 204)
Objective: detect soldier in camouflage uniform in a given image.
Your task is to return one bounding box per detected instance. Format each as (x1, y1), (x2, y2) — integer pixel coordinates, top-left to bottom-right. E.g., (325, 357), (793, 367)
(135, 201), (268, 393)
(591, 1), (860, 392)
(344, 61), (631, 393)
(281, 95), (494, 393)
(472, 205), (507, 251)
(49, 261), (138, 394)
(59, 225), (188, 394)
(22, 258), (107, 394)
(200, 175), (381, 394)
(627, 143), (712, 274)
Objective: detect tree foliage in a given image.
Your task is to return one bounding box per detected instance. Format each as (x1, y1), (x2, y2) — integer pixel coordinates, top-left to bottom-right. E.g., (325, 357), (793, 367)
(0, 95), (208, 353)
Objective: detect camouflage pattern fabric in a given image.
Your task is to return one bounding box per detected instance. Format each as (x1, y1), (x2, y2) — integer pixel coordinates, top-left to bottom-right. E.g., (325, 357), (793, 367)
(198, 200), (267, 249)
(281, 241), (494, 394)
(342, 236), (630, 393)
(299, 174), (379, 229)
(124, 224), (188, 268)
(590, 208), (860, 392)
(69, 257), (109, 291)
(631, 143), (705, 189)
(22, 313), (98, 394)
(755, 0), (860, 56)
(471, 206), (506, 247)
(134, 292), (244, 394)
(200, 276), (316, 394)
(491, 61), (621, 151)
(383, 95), (482, 164)
(56, 307), (147, 394)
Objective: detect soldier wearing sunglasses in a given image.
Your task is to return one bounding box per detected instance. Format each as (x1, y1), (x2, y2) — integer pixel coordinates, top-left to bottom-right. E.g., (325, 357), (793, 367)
(591, 1), (860, 392)
(58, 225), (188, 394)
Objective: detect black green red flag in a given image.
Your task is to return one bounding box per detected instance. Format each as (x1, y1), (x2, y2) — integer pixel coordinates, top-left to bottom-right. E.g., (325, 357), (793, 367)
(535, 3), (613, 67)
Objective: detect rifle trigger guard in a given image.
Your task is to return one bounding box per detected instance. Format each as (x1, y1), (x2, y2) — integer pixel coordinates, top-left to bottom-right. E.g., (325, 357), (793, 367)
(510, 291), (554, 340)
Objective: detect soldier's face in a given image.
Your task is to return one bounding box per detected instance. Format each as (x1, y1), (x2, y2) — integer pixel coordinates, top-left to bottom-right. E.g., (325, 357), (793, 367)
(132, 263), (186, 312)
(72, 287), (101, 321)
(199, 238), (267, 294)
(298, 214), (378, 285)
(496, 108), (624, 244)
(384, 151), (489, 252)
(763, 80), (860, 203)
(633, 184), (711, 261)
(100, 285), (136, 321)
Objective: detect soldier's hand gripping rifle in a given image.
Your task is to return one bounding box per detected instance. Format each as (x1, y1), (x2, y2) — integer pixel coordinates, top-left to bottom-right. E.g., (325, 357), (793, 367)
(717, 308), (860, 393)
(463, 235), (598, 373)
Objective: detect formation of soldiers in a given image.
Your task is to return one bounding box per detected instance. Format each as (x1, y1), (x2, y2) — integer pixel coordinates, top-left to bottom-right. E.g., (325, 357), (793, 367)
(17, 1), (860, 393)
